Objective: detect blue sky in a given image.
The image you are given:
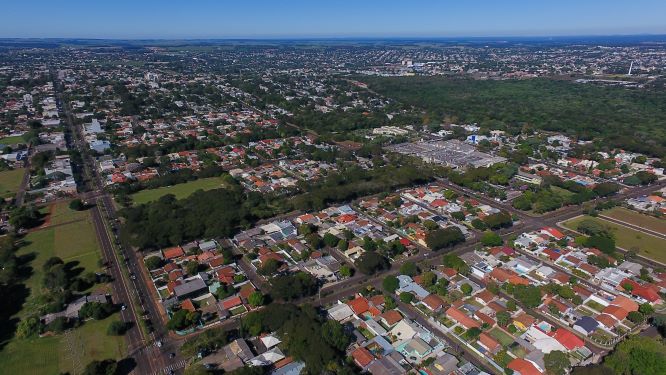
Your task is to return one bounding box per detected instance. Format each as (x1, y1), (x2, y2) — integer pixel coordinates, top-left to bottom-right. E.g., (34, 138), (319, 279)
(2, 0), (665, 39)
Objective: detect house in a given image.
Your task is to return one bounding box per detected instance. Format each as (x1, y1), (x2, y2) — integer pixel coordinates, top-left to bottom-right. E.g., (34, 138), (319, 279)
(379, 310), (403, 327)
(508, 358), (544, 375)
(397, 337), (433, 362)
(351, 347), (375, 369)
(540, 227), (565, 241)
(551, 328), (585, 351)
(421, 294), (445, 312)
(163, 246), (185, 260)
(446, 307), (480, 329)
(328, 303), (356, 322)
(428, 353), (459, 375)
(173, 277), (208, 300)
(347, 295), (370, 316)
(367, 354), (406, 375)
(478, 333), (501, 354)
(513, 312), (536, 331)
(573, 316), (599, 336)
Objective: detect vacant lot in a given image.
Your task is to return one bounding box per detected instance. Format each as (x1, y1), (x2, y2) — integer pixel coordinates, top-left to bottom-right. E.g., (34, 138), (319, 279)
(0, 168), (25, 198)
(131, 176), (229, 205)
(601, 207), (666, 236)
(562, 215), (666, 264)
(0, 135), (25, 145)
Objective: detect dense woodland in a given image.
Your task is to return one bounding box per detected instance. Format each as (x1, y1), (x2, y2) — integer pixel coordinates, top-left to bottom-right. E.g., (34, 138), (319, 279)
(364, 77), (666, 156)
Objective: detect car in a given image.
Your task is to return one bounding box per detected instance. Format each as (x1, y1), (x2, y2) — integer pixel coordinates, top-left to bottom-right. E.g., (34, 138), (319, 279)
(155, 340), (162, 348)
(121, 304), (127, 311)
(169, 353), (176, 359)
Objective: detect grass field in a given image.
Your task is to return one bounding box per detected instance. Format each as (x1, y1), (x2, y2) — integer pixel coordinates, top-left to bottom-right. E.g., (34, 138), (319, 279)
(131, 176), (229, 205)
(562, 215), (666, 264)
(0, 210), (119, 375)
(15, 214), (102, 318)
(48, 201), (89, 225)
(0, 314), (126, 375)
(602, 207), (666, 236)
(0, 135), (25, 145)
(489, 327), (515, 347)
(0, 168), (25, 198)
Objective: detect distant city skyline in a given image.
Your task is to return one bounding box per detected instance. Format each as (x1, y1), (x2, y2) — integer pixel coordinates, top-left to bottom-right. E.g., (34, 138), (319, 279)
(2, 0), (666, 39)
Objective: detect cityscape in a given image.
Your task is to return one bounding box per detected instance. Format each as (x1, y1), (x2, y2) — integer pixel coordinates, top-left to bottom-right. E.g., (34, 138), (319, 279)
(1, 2), (666, 375)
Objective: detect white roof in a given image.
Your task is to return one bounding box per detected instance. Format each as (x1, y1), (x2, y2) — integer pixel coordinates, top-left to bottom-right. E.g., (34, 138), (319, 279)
(327, 303), (355, 322)
(260, 334), (282, 349)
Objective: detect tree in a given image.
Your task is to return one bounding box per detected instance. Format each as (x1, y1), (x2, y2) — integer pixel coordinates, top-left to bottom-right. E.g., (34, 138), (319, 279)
(185, 261), (199, 276)
(305, 233), (323, 249)
(604, 335), (666, 375)
(339, 265), (353, 278)
(544, 350), (570, 375)
(83, 359), (118, 375)
(421, 271), (437, 288)
(383, 275), (399, 293)
(69, 199), (85, 211)
(451, 211), (465, 221)
(639, 303), (655, 315)
(628, 311), (645, 324)
(356, 252), (389, 275)
(587, 235), (616, 254)
(259, 258), (280, 275)
(464, 327), (482, 341)
(16, 315), (42, 339)
(107, 320), (130, 336)
(441, 254), (470, 275)
(593, 182), (620, 197)
(399, 261), (418, 276)
(471, 218), (487, 230)
(167, 309), (201, 331)
(399, 292), (414, 304)
(384, 295), (397, 309)
(483, 211), (513, 229)
(426, 227), (465, 250)
(144, 256), (163, 270)
(270, 272), (318, 300)
(506, 300), (517, 311)
(460, 283), (473, 295)
(322, 232), (339, 248)
(321, 320), (351, 352)
(480, 231), (503, 247)
(248, 291), (265, 307)
(496, 311), (511, 327)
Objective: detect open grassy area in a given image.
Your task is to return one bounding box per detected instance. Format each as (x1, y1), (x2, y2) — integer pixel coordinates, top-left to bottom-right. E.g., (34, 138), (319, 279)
(0, 210), (120, 375)
(48, 201), (89, 225)
(602, 207), (666, 236)
(0, 135), (26, 145)
(489, 327), (515, 347)
(130, 176), (229, 205)
(562, 215), (666, 264)
(0, 314), (126, 375)
(15, 214), (102, 318)
(0, 168), (25, 198)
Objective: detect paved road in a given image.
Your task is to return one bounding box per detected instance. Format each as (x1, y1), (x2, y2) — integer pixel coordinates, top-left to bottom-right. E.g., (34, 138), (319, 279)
(55, 75), (175, 374)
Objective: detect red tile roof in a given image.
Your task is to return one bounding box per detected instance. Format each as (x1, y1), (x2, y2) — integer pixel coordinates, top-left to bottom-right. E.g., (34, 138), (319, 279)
(508, 358), (543, 375)
(479, 332), (501, 352)
(446, 307), (480, 329)
(379, 310), (403, 326)
(163, 246), (185, 260)
(221, 296), (243, 310)
(551, 328), (584, 350)
(351, 347), (374, 368)
(347, 296), (370, 316)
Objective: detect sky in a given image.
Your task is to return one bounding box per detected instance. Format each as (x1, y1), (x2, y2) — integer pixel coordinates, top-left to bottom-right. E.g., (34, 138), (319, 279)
(2, 0), (666, 39)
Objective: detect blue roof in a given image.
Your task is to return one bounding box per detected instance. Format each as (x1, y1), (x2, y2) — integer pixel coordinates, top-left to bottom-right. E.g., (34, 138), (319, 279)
(575, 316), (599, 332)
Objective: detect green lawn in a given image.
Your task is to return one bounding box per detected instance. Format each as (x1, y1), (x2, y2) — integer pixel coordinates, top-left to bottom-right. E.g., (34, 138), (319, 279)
(562, 216), (666, 264)
(0, 314), (126, 375)
(602, 207), (666, 236)
(0, 135), (26, 145)
(0, 168), (25, 198)
(130, 176), (229, 205)
(15, 215), (102, 318)
(0, 211), (121, 375)
(489, 327), (515, 347)
(48, 201), (89, 225)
